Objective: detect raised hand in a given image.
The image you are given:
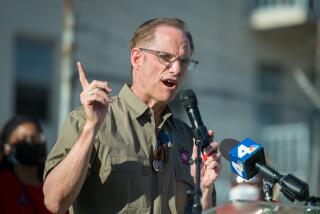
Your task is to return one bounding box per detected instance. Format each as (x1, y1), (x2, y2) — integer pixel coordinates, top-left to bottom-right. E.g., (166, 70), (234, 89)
(78, 61), (112, 129)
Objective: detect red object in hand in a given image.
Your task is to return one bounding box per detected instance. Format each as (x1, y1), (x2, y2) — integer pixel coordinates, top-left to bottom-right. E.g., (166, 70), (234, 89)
(202, 150), (216, 161)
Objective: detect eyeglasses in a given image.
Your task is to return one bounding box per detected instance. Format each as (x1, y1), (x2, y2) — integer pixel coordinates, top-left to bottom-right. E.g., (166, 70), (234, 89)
(139, 48), (199, 72)
(153, 130), (171, 171)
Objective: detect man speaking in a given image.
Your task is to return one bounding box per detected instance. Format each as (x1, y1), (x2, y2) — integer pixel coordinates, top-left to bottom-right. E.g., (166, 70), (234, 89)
(43, 18), (221, 214)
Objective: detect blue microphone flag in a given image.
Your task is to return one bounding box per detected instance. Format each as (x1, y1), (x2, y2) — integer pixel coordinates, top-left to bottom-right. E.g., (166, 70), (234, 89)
(228, 138), (266, 180)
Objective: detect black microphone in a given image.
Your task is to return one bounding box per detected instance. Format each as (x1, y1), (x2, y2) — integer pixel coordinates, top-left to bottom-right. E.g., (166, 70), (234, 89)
(180, 89), (210, 149)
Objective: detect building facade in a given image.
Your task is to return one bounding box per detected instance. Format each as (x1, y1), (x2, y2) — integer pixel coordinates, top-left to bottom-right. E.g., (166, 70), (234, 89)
(0, 0), (318, 203)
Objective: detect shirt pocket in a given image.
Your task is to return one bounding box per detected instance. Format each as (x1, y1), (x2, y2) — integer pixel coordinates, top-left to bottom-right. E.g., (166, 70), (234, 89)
(107, 155), (152, 210)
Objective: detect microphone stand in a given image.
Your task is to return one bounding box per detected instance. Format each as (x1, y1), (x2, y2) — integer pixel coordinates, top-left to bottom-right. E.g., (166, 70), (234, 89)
(180, 89), (211, 214)
(190, 123), (212, 214)
(256, 163), (310, 203)
(192, 139), (203, 214)
(262, 178), (274, 202)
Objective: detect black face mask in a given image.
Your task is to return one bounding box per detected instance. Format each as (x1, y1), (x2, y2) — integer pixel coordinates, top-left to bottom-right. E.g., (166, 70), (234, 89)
(10, 141), (47, 166)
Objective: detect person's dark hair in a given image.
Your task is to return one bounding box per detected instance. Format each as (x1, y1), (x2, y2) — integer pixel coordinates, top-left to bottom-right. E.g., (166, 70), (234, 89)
(0, 115), (45, 176)
(0, 115), (43, 146)
(129, 17), (195, 53)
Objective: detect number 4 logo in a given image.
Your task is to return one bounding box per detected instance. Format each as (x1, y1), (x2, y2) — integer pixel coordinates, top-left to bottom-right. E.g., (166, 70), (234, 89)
(238, 144), (250, 158)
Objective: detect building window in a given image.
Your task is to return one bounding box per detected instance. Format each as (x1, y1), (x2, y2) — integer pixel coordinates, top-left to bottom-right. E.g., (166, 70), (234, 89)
(14, 37), (53, 121)
(256, 63), (284, 125)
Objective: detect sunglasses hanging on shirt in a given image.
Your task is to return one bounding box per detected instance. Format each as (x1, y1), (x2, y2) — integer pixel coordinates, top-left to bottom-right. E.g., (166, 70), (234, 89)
(153, 130), (171, 172)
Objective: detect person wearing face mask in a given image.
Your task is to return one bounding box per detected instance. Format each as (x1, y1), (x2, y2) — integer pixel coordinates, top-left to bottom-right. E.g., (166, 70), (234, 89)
(0, 115), (50, 214)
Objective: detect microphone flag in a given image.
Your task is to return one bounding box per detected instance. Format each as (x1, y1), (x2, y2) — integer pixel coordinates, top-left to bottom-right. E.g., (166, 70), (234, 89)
(228, 138), (266, 180)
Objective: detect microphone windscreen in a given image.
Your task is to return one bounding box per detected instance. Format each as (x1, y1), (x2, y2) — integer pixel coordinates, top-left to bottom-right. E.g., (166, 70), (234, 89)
(219, 138), (240, 161)
(180, 89), (197, 109)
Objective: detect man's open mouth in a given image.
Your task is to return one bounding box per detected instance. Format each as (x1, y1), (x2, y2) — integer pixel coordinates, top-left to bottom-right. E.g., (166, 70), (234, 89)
(162, 79), (176, 88)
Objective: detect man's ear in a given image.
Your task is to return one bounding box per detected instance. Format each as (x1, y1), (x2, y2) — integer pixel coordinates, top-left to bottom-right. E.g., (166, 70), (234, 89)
(131, 48), (142, 70)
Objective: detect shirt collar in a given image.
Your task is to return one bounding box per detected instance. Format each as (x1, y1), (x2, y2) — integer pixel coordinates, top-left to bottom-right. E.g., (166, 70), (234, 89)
(157, 107), (173, 130)
(119, 84), (149, 119)
(119, 84), (173, 122)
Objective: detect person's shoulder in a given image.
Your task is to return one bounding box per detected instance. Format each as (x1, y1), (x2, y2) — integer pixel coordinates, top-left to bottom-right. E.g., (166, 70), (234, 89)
(0, 169), (15, 183)
(64, 97), (121, 126)
(171, 116), (192, 130)
(68, 96), (120, 117)
(0, 169), (15, 196)
(58, 107), (88, 132)
(69, 106), (86, 121)
(110, 94), (121, 107)
(108, 94), (128, 113)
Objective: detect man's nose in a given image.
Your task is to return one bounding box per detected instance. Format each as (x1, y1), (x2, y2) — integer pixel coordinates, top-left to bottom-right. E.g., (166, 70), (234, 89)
(167, 59), (182, 75)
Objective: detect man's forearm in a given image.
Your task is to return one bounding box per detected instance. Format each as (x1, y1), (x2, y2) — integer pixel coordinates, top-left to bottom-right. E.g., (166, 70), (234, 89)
(201, 185), (215, 210)
(43, 122), (97, 214)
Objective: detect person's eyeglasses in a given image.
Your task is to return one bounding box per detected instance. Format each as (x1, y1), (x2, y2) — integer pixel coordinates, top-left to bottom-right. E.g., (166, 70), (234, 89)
(139, 48), (199, 72)
(153, 130), (171, 171)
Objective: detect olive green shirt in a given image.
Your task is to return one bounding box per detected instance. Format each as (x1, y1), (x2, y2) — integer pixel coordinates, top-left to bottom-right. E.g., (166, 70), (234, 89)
(44, 84), (210, 213)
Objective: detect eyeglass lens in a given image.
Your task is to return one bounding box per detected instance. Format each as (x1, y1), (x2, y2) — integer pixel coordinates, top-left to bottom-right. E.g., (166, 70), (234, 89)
(140, 48), (198, 72)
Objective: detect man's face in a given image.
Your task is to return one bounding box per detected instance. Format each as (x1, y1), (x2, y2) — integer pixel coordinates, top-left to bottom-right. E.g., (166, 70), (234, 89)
(131, 25), (191, 106)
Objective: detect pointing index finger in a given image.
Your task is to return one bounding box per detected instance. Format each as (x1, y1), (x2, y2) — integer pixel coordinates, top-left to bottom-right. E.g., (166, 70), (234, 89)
(77, 61), (89, 89)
